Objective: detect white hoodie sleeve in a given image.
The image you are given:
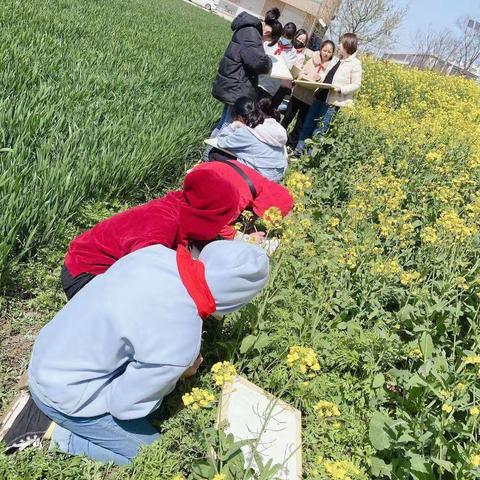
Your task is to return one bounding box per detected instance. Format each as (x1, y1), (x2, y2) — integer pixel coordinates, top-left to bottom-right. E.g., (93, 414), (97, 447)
(105, 361), (188, 420)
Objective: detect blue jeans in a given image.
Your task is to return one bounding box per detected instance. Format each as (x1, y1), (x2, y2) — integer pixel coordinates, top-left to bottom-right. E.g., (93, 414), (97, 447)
(203, 104), (233, 160)
(295, 101), (338, 153)
(31, 391), (160, 465)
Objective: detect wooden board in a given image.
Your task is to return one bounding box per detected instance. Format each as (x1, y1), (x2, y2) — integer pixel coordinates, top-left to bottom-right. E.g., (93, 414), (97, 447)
(219, 376), (302, 479)
(290, 65), (302, 80)
(293, 80), (335, 91)
(269, 55), (293, 81)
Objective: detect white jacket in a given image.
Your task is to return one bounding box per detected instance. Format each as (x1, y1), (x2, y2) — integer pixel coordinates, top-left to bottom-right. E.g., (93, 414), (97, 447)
(326, 53), (362, 107)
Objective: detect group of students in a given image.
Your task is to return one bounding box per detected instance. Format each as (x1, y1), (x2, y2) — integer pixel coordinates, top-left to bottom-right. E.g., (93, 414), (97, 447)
(207, 7), (362, 168)
(24, 124), (294, 463)
(17, 6), (363, 468)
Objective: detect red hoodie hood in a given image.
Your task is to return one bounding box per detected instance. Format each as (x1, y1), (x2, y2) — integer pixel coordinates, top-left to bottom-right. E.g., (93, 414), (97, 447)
(178, 168), (240, 243)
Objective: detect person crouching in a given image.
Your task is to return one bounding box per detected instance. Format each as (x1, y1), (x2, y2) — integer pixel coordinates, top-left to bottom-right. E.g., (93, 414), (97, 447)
(29, 240), (269, 464)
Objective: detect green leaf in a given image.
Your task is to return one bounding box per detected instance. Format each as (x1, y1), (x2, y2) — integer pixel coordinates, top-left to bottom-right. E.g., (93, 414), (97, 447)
(420, 332), (434, 360)
(369, 412), (391, 451)
(408, 453), (429, 473)
(372, 373), (385, 389)
(254, 333), (273, 353)
(432, 457), (454, 472)
(191, 460), (215, 479)
(370, 456), (392, 477)
(240, 335), (257, 354)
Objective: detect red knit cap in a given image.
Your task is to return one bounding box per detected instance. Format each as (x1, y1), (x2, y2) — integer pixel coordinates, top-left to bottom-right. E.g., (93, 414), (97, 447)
(179, 169), (240, 243)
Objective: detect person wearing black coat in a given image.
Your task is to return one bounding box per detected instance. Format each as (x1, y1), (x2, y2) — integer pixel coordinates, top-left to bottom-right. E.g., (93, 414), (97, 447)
(212, 12), (272, 106)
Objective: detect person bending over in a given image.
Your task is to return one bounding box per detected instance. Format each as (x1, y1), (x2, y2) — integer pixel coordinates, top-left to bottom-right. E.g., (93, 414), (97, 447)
(61, 170), (240, 299)
(191, 159), (293, 239)
(29, 240), (269, 464)
(211, 97), (288, 183)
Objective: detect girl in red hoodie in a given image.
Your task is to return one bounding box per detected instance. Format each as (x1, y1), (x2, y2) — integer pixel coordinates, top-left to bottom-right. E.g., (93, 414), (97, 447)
(189, 160), (294, 239)
(63, 163), (293, 299)
(62, 169), (240, 299)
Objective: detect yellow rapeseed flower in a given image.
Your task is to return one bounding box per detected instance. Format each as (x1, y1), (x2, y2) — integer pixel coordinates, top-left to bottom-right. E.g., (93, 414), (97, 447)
(407, 347), (422, 359)
(171, 476), (185, 480)
(372, 259), (401, 278)
(464, 356), (480, 365)
(300, 218), (312, 230)
(286, 172), (312, 200)
(182, 388), (215, 411)
(262, 206), (283, 231)
(212, 474), (225, 480)
(315, 400), (341, 418)
(286, 346), (320, 378)
(420, 226), (438, 245)
(211, 361), (236, 386)
(441, 403), (453, 413)
(322, 459), (362, 480)
(400, 270), (421, 286)
(471, 454), (480, 467)
(470, 406), (480, 416)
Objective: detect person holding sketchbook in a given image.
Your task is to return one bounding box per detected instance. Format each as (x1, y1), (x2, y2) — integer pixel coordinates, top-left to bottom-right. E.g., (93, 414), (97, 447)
(257, 22), (298, 103)
(294, 33), (362, 155)
(211, 97), (288, 183)
(272, 29), (309, 110)
(282, 40), (336, 148)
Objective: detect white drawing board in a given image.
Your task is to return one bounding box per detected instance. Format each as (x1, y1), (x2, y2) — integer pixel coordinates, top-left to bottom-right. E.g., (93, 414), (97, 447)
(269, 55), (293, 81)
(219, 376), (302, 479)
(204, 138), (235, 157)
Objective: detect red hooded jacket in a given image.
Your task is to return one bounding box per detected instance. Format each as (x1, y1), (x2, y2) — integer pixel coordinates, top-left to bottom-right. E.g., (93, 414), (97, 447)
(65, 169), (240, 277)
(188, 160), (294, 239)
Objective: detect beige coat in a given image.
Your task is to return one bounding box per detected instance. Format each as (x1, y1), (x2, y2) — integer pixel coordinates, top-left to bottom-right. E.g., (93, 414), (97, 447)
(291, 53), (337, 105)
(326, 53), (362, 107)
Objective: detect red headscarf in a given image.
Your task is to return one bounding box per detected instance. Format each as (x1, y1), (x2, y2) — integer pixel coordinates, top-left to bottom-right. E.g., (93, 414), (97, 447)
(274, 43), (291, 55)
(178, 169), (240, 244)
(176, 245), (216, 319)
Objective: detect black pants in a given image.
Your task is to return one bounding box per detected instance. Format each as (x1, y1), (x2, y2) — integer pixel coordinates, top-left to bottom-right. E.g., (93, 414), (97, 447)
(281, 96), (310, 147)
(61, 264), (95, 300)
(271, 86), (291, 109)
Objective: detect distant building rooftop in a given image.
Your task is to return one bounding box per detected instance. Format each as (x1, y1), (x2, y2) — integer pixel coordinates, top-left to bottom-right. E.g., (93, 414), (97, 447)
(383, 52), (479, 81)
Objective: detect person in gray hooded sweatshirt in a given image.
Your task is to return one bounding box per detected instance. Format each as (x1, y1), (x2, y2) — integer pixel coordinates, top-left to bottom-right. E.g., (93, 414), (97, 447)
(28, 240), (269, 465)
(216, 97), (288, 183)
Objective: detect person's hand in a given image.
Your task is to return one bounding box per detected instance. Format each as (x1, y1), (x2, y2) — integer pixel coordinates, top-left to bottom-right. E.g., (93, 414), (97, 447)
(182, 354), (203, 379)
(332, 84), (342, 93)
(249, 231), (266, 243)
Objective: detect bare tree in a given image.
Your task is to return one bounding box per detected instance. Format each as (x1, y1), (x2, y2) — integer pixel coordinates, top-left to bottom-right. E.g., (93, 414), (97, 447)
(411, 17), (480, 77)
(455, 17), (480, 73)
(411, 26), (460, 72)
(328, 0), (408, 52)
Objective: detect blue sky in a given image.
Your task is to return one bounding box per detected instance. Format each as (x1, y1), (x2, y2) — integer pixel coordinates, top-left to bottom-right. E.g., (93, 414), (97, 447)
(394, 0), (480, 52)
